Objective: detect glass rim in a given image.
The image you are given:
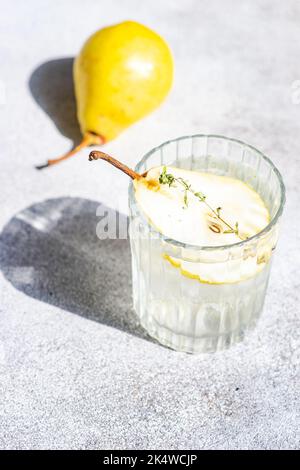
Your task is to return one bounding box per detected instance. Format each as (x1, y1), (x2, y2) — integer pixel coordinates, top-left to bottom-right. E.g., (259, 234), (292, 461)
(129, 134), (286, 251)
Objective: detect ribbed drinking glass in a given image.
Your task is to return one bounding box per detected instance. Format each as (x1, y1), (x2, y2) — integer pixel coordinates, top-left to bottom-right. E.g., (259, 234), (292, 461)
(128, 135), (285, 353)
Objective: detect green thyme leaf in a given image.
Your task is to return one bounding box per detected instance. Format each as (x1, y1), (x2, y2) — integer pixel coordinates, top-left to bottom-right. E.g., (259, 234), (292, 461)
(194, 191), (206, 202)
(184, 190), (188, 207)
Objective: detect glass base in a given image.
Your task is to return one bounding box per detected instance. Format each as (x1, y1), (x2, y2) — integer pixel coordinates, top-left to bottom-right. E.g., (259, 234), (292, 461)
(140, 315), (255, 354)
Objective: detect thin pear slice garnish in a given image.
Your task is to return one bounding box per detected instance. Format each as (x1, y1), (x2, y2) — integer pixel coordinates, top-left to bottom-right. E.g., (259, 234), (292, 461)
(134, 166), (271, 284)
(88, 153), (271, 285)
(134, 166), (270, 247)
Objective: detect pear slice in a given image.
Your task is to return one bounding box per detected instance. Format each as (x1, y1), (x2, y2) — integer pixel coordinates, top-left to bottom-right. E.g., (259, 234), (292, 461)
(134, 166), (270, 246)
(134, 166), (271, 284)
(88, 152), (272, 285)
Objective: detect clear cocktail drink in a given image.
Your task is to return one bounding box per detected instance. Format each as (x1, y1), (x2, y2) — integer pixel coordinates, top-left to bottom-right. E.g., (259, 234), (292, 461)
(129, 135), (285, 353)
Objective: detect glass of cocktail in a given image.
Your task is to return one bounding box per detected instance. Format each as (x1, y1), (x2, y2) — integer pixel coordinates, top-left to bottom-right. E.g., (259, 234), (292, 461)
(128, 135), (285, 353)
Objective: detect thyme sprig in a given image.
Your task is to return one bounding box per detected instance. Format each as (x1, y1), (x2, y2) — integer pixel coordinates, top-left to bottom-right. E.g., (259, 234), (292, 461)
(159, 166), (241, 238)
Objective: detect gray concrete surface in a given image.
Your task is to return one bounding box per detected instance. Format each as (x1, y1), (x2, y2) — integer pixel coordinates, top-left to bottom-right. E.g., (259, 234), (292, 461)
(0, 0), (299, 449)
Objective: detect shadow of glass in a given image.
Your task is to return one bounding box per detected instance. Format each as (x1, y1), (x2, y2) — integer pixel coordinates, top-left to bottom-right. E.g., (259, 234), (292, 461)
(0, 197), (149, 340)
(28, 58), (82, 147)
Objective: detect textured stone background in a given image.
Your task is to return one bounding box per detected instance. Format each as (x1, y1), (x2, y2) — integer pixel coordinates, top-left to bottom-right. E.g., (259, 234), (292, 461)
(0, 0), (299, 449)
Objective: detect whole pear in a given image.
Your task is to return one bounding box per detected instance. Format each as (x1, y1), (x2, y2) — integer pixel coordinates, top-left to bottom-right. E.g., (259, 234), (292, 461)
(44, 21), (173, 168)
(75, 20), (173, 140)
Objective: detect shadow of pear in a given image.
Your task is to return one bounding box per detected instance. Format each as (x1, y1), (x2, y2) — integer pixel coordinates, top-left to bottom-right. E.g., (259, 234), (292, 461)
(0, 197), (149, 340)
(28, 58), (82, 148)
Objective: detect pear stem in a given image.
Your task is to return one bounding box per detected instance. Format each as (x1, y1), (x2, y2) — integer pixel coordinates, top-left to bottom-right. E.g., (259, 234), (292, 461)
(36, 132), (105, 169)
(89, 150), (142, 180)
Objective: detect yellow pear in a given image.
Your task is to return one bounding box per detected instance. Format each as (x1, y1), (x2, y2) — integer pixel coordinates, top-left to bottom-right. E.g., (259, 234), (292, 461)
(45, 20), (173, 168)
